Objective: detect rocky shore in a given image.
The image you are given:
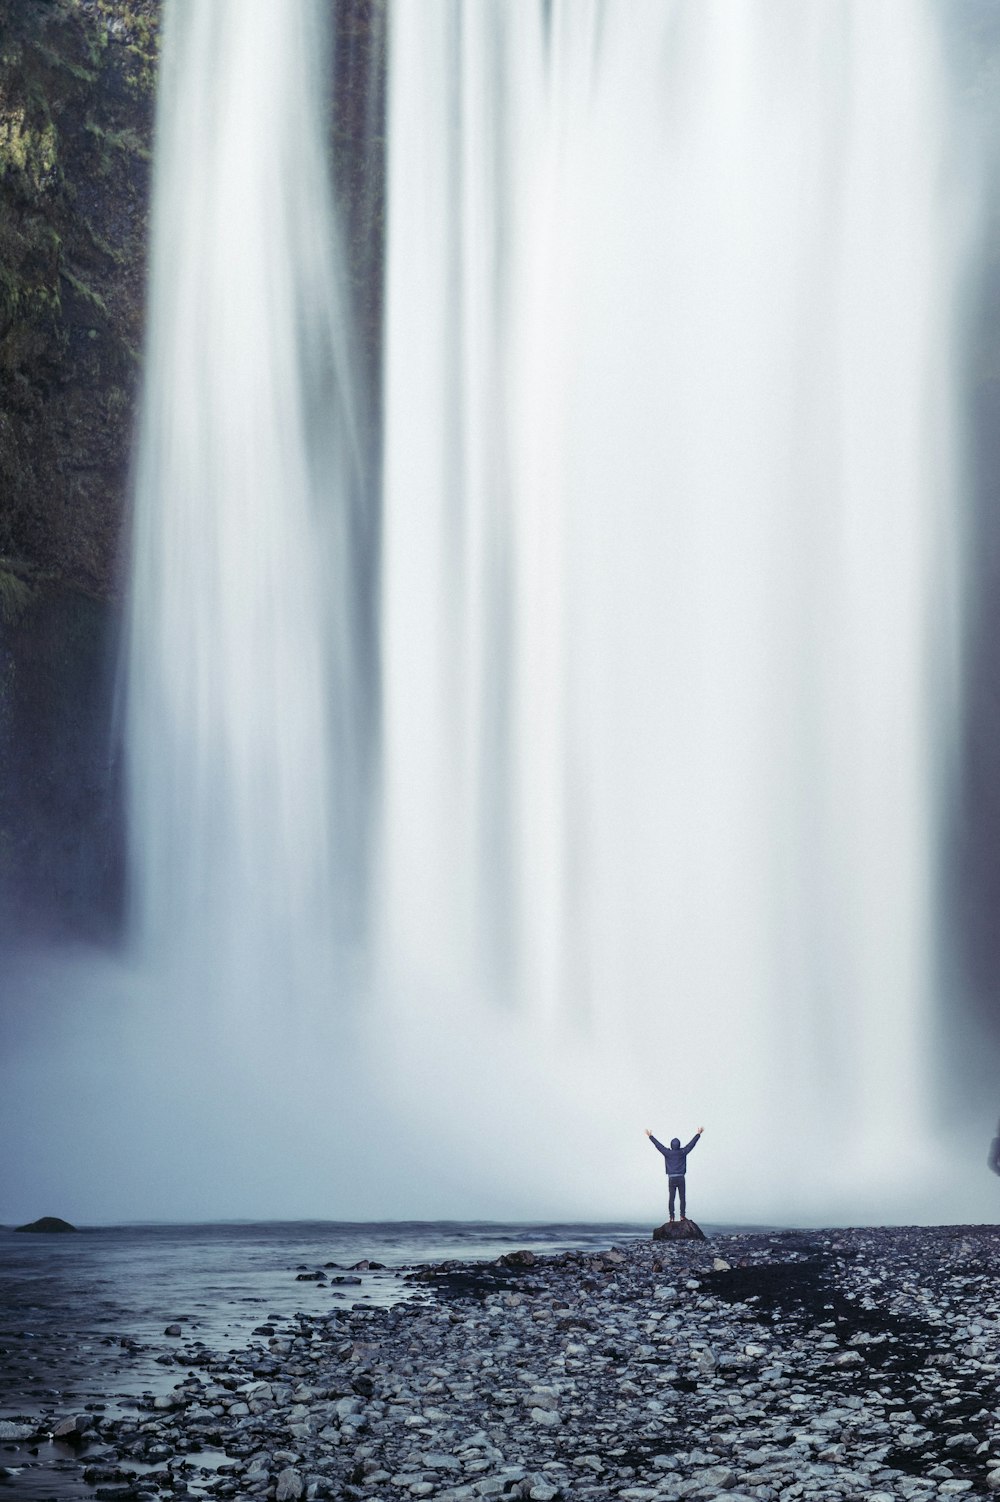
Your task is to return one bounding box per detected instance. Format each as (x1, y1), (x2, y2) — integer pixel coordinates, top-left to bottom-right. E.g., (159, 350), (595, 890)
(4, 1225), (1000, 1501)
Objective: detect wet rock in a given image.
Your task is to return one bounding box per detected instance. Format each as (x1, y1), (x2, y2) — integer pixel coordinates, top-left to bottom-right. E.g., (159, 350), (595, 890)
(54, 1414), (93, 1438)
(652, 1219), (707, 1241)
(0, 1420), (36, 1440)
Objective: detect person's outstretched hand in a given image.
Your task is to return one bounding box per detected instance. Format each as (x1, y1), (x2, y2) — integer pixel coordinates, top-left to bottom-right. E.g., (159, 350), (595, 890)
(644, 1128), (652, 1137)
(698, 1126), (704, 1134)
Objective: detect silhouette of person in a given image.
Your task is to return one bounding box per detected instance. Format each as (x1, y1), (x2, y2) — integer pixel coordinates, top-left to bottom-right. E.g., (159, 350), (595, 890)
(646, 1125), (703, 1221)
(989, 1119), (1000, 1177)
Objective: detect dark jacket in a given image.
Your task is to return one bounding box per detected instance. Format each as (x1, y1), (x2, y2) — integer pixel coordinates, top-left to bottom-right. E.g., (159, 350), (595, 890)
(650, 1133), (700, 1176)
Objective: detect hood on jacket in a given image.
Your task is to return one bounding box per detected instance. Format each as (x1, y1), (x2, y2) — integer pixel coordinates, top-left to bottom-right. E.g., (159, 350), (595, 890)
(670, 1138), (681, 1149)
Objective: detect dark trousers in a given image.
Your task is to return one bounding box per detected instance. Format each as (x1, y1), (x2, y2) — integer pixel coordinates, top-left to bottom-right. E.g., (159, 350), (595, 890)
(668, 1174), (686, 1217)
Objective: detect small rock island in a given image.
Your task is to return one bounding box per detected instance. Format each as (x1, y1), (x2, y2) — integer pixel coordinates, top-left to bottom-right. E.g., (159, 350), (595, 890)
(14, 1216), (78, 1234)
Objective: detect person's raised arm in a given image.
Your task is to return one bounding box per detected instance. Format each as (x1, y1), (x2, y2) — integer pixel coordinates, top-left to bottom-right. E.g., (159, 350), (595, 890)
(683, 1127), (704, 1155)
(646, 1128), (668, 1157)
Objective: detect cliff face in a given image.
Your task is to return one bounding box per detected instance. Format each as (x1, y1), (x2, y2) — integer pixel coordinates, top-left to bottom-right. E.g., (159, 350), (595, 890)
(0, 0), (159, 941)
(0, 0), (159, 601)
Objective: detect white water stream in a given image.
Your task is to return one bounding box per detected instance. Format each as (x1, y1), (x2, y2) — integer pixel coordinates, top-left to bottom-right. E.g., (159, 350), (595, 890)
(126, 0), (366, 1016)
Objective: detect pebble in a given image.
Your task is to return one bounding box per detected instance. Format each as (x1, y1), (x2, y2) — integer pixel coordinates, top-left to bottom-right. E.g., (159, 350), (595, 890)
(4, 1226), (1000, 1498)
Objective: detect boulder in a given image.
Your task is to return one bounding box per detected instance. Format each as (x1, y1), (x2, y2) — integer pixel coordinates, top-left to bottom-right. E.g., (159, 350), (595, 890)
(14, 1216), (78, 1233)
(0, 1421), (36, 1441)
(653, 1219), (706, 1241)
(499, 1249), (538, 1267)
(53, 1414), (91, 1440)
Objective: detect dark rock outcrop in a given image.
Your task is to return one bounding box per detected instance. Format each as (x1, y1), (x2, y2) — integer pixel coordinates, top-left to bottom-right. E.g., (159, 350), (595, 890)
(14, 1215), (77, 1233)
(654, 1218), (707, 1241)
(0, 0), (160, 598)
(0, 0), (156, 940)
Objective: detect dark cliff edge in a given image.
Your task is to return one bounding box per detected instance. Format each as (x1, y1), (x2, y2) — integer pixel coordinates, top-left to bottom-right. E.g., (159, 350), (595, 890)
(0, 0), (158, 942)
(0, 0), (158, 596)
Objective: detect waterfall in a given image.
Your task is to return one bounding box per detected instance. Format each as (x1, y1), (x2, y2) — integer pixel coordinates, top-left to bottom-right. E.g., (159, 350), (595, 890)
(126, 0), (367, 1014)
(379, 0), (963, 1215)
(112, 0), (970, 1221)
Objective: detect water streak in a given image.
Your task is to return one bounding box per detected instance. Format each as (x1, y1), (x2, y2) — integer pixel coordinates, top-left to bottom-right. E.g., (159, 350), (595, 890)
(126, 0), (366, 1011)
(379, 0), (963, 1213)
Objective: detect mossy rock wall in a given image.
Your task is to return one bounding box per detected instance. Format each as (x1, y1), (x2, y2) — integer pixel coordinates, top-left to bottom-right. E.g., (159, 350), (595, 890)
(0, 0), (157, 937)
(0, 0), (160, 597)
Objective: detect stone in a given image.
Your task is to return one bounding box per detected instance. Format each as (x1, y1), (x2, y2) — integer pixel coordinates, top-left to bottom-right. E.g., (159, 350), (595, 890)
(424, 1453), (462, 1470)
(0, 1421), (35, 1440)
(53, 1414), (91, 1440)
(653, 1219), (707, 1241)
(275, 1467), (305, 1500)
(164, 1323), (183, 1337)
(697, 1465), (736, 1488)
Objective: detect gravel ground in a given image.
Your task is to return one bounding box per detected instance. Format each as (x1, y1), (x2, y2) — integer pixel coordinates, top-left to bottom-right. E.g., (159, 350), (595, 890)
(4, 1224), (1000, 1501)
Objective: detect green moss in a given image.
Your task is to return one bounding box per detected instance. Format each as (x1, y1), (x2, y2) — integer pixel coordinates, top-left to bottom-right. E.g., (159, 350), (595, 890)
(59, 266), (108, 317)
(84, 118), (151, 165)
(0, 114), (59, 186)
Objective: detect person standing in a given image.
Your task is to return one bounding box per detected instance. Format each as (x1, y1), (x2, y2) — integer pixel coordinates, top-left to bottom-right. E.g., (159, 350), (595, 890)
(646, 1125), (703, 1221)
